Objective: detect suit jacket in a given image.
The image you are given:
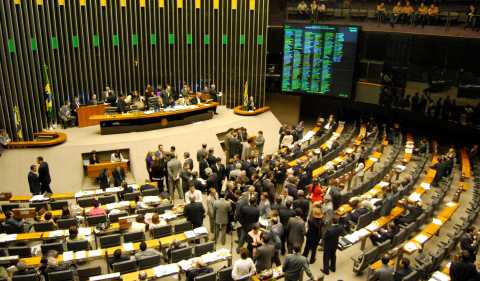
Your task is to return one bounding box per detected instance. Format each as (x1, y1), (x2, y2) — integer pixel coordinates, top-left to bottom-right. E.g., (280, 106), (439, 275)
(112, 169), (125, 187)
(196, 149), (207, 162)
(190, 97), (202, 105)
(28, 171), (41, 194)
(213, 198), (231, 224)
(167, 158), (182, 178)
(117, 99), (127, 113)
(450, 260), (479, 281)
(287, 216), (306, 245)
(199, 159), (209, 180)
(239, 205), (260, 229)
(38, 162), (51, 185)
(255, 243), (275, 272)
(323, 224), (345, 251)
(184, 202), (205, 228)
(207, 173), (218, 190)
(184, 158), (194, 170)
(278, 206), (296, 226)
(373, 265), (394, 281)
(292, 198), (310, 220)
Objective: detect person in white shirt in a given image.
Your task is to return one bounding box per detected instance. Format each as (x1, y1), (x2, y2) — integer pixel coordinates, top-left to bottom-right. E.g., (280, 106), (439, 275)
(353, 158), (366, 187)
(130, 215), (146, 233)
(280, 131), (294, 148)
(232, 248), (256, 280)
(185, 185), (203, 204)
(111, 150), (125, 162)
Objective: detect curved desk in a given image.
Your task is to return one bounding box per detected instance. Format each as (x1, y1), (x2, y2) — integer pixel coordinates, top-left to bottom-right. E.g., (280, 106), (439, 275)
(233, 106), (270, 116)
(89, 102), (218, 135)
(7, 132), (67, 148)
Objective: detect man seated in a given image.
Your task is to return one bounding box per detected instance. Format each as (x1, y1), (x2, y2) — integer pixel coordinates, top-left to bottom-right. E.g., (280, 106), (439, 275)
(395, 200), (423, 225)
(427, 3), (439, 25)
(134, 241), (161, 259)
(59, 101), (76, 128)
(0, 129), (10, 157)
(402, 1), (415, 24)
(186, 260), (213, 281)
(390, 1), (404, 27)
(3, 211), (25, 233)
(109, 249), (130, 269)
(343, 199), (370, 228)
(416, 3), (428, 27)
(370, 222), (399, 246)
(394, 258), (413, 281)
(12, 262), (36, 276)
(88, 200), (107, 217)
(373, 254), (394, 281)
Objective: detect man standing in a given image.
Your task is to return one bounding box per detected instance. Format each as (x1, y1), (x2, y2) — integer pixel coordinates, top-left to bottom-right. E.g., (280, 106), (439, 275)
(237, 197), (260, 251)
(255, 131), (265, 155)
(28, 164), (41, 195)
(213, 194), (231, 245)
(37, 156), (52, 194)
(286, 209), (306, 254)
(282, 244), (316, 281)
(184, 196), (205, 228)
(255, 235), (275, 272)
(167, 153), (183, 200)
(183, 152), (194, 170)
(322, 217), (345, 275)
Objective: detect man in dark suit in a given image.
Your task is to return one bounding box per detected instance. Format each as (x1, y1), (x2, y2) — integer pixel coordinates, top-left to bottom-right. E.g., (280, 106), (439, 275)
(237, 197), (260, 251)
(292, 190), (310, 221)
(112, 166), (125, 187)
(183, 152), (194, 170)
(286, 208), (306, 254)
(450, 251), (480, 281)
(184, 196), (205, 228)
(278, 200), (296, 255)
(206, 168), (218, 192)
(116, 95), (128, 113)
(322, 217), (345, 275)
(209, 84), (219, 114)
(37, 156), (52, 194)
(255, 235), (275, 272)
(460, 227), (478, 262)
(190, 92), (203, 105)
(161, 85), (174, 107)
(28, 164), (41, 195)
(213, 157), (226, 192)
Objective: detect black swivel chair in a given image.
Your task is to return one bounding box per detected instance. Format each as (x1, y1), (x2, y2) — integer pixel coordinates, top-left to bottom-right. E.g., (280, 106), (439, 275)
(77, 197), (96, 208)
(170, 246), (193, 263)
(8, 246), (31, 258)
(48, 270), (74, 281)
(57, 218), (78, 229)
(194, 242), (215, 257)
(12, 273), (40, 281)
(123, 231), (145, 243)
(156, 204), (173, 214)
(194, 272), (217, 281)
(112, 260), (138, 274)
(49, 201), (69, 210)
(218, 267), (233, 281)
(173, 221), (192, 234)
(33, 222), (56, 232)
(67, 240), (90, 252)
(99, 234), (122, 248)
(77, 266), (102, 281)
(141, 189), (160, 197)
(109, 211), (129, 223)
(137, 254), (161, 270)
(86, 215), (107, 226)
(41, 242), (65, 255)
(29, 202), (48, 211)
(136, 208), (156, 215)
(1, 203), (19, 213)
(151, 225), (172, 238)
(124, 192), (140, 201)
(98, 195), (116, 205)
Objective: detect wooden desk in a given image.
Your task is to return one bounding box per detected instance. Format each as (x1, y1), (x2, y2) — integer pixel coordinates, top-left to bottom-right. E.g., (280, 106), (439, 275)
(86, 161), (129, 178)
(77, 104), (107, 127)
(90, 102), (218, 135)
(50, 192), (75, 200)
(9, 195), (33, 202)
(461, 148), (471, 179)
(7, 132), (67, 148)
(233, 106), (271, 116)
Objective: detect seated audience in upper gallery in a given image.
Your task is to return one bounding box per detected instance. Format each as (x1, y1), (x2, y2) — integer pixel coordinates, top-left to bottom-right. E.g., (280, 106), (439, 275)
(390, 1), (404, 27)
(395, 200), (423, 225)
(402, 1), (415, 24)
(111, 150), (125, 162)
(376, 2), (387, 23)
(89, 150), (100, 164)
(88, 200), (107, 217)
(59, 100), (76, 128)
(370, 222), (399, 246)
(109, 249), (130, 270)
(416, 2), (428, 27)
(373, 254), (395, 281)
(297, 0), (309, 16)
(427, 3), (439, 24)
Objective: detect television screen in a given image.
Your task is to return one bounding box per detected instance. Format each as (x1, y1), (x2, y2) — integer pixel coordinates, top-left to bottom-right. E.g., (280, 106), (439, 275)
(281, 24), (359, 98)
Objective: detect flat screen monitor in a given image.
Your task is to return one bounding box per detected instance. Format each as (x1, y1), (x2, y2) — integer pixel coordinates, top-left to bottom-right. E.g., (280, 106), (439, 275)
(281, 24), (359, 98)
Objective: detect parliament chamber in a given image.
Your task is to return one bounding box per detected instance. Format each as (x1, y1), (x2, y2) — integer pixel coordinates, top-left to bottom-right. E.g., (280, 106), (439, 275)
(0, 1), (480, 281)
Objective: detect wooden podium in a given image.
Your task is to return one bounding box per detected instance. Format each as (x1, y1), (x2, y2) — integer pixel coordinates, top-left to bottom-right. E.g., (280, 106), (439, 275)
(78, 104), (107, 127)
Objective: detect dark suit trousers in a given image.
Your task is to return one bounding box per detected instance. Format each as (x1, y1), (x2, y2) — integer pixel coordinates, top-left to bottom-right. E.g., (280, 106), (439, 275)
(41, 183), (52, 194)
(323, 247), (337, 273)
(303, 239), (320, 262)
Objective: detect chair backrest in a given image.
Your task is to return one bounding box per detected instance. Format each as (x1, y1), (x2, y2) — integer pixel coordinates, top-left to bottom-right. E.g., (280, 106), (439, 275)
(141, 189), (160, 197)
(392, 229), (407, 246)
(194, 242), (215, 257)
(2, 222), (22, 234)
(123, 231), (145, 243)
(29, 202), (48, 211)
(49, 201), (69, 210)
(404, 222), (417, 239)
(137, 254), (161, 270)
(100, 234), (122, 248)
(48, 270), (74, 281)
(171, 246), (193, 263)
(33, 222), (56, 232)
(98, 195), (116, 205)
(194, 271), (217, 281)
(67, 240), (90, 252)
(86, 215), (107, 226)
(151, 225), (172, 238)
(8, 246), (31, 258)
(12, 273), (40, 281)
(41, 242), (64, 255)
(218, 267), (233, 281)
(136, 208), (156, 215)
(1, 203), (20, 213)
(77, 197), (96, 208)
(112, 259), (138, 274)
(77, 266), (102, 281)
(156, 204), (173, 214)
(108, 211), (129, 223)
(173, 221), (192, 234)
(57, 218), (78, 229)
(124, 192), (140, 201)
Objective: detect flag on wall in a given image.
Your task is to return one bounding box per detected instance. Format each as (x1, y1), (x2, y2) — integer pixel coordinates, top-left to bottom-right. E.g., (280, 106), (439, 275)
(231, 0), (237, 10)
(43, 64), (54, 126)
(13, 105), (23, 140)
(243, 81), (248, 110)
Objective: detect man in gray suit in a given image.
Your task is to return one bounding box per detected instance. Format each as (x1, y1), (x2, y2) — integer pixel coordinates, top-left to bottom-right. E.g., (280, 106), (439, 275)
(196, 144), (207, 162)
(255, 235), (275, 272)
(213, 195), (232, 245)
(373, 255), (394, 281)
(282, 244), (316, 281)
(286, 208), (306, 254)
(167, 153), (183, 200)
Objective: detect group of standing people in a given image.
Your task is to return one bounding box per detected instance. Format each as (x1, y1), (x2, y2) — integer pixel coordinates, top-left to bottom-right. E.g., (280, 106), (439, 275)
(27, 156), (53, 195)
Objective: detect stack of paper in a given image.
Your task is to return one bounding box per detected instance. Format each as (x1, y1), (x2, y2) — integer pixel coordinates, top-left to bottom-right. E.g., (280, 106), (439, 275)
(408, 193), (421, 202)
(75, 250), (87, 259)
(88, 249), (102, 258)
(153, 264), (179, 277)
(105, 187), (123, 193)
(62, 251), (74, 262)
(78, 227), (92, 237)
(0, 234), (17, 243)
(123, 243), (134, 251)
(48, 230), (67, 238)
(414, 233), (430, 244)
(378, 181), (390, 188)
(160, 212), (177, 221)
(403, 241), (420, 252)
(177, 259), (193, 271)
(184, 231), (196, 239)
(75, 191), (95, 198)
(30, 194), (49, 202)
(194, 227), (208, 236)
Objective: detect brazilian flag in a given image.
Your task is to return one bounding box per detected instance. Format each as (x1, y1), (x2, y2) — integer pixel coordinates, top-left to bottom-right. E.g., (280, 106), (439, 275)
(243, 81), (248, 111)
(13, 105), (23, 140)
(43, 64), (54, 125)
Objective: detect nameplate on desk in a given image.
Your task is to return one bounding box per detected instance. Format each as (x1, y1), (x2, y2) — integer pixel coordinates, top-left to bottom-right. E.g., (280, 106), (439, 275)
(89, 272), (121, 281)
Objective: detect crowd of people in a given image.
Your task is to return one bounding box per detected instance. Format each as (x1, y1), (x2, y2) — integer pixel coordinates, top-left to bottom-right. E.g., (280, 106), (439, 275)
(376, 1), (440, 27)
